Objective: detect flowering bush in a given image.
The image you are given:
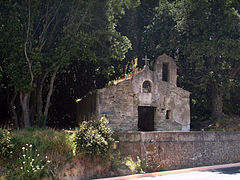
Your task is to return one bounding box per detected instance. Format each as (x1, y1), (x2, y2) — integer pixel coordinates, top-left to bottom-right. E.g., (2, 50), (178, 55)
(15, 144), (51, 180)
(73, 117), (114, 157)
(0, 128), (13, 160)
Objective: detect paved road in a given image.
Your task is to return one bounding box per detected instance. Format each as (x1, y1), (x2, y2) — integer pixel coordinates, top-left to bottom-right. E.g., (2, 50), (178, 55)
(98, 163), (240, 180)
(136, 167), (240, 180)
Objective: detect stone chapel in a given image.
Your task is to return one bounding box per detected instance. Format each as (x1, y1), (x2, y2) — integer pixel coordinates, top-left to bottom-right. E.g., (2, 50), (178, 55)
(76, 54), (190, 132)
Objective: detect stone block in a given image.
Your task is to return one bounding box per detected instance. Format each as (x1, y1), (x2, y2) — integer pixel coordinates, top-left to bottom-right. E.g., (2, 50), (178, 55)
(118, 131), (240, 170)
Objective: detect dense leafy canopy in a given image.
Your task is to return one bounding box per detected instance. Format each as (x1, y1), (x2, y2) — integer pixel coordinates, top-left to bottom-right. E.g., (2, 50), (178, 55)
(0, 0), (133, 128)
(138, 0), (240, 128)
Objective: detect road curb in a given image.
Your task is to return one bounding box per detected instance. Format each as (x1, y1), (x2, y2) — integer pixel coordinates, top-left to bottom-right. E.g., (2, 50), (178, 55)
(96, 162), (240, 180)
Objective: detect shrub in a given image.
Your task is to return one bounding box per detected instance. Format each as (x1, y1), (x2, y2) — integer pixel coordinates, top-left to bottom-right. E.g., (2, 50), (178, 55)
(5, 128), (73, 179)
(125, 156), (145, 174)
(0, 128), (13, 160)
(73, 117), (114, 158)
(10, 144), (51, 180)
(124, 156), (156, 174)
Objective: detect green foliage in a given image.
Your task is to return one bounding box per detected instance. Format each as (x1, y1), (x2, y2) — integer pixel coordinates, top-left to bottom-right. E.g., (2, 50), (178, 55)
(73, 117), (114, 158)
(175, 0), (240, 121)
(0, 128), (167, 179)
(0, 128), (73, 179)
(0, 0), (133, 128)
(8, 144), (51, 180)
(141, 0), (240, 126)
(144, 0), (178, 57)
(0, 129), (13, 160)
(11, 128), (73, 156)
(125, 156), (145, 174)
(124, 156), (157, 174)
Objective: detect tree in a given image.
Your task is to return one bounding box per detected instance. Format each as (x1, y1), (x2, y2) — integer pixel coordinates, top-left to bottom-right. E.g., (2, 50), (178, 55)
(118, 0), (158, 67)
(175, 0), (240, 121)
(0, 0), (132, 128)
(143, 0), (179, 59)
(47, 0), (141, 128)
(143, 0), (240, 125)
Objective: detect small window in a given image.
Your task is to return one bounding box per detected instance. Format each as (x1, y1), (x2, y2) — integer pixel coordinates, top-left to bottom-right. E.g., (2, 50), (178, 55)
(166, 110), (171, 119)
(142, 81), (151, 93)
(162, 63), (169, 82)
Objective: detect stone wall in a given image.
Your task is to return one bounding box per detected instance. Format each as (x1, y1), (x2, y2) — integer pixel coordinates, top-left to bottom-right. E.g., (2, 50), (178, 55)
(96, 80), (138, 132)
(118, 131), (240, 170)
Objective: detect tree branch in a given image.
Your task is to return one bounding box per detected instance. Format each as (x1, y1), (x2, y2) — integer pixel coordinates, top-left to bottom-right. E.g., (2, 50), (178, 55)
(24, 1), (34, 88)
(38, 0), (62, 51)
(47, 18), (60, 48)
(231, 60), (240, 78)
(43, 65), (60, 119)
(76, 2), (91, 31)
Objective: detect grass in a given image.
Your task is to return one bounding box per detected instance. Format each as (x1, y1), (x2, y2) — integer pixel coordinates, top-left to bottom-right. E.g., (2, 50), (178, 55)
(12, 128), (73, 155)
(0, 128), (74, 179)
(0, 125), (143, 179)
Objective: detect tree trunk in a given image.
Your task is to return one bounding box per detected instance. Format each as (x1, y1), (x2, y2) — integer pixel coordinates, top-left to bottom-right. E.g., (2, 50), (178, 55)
(10, 91), (19, 128)
(36, 77), (44, 127)
(30, 89), (37, 125)
(36, 84), (43, 122)
(211, 83), (223, 121)
(36, 71), (49, 125)
(43, 66), (59, 126)
(20, 92), (31, 128)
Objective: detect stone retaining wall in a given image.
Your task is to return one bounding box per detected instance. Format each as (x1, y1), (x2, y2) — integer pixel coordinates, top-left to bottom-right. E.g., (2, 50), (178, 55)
(118, 131), (240, 170)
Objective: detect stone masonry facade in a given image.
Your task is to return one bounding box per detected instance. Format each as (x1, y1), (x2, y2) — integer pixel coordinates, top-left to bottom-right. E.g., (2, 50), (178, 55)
(76, 54), (190, 132)
(118, 131), (240, 170)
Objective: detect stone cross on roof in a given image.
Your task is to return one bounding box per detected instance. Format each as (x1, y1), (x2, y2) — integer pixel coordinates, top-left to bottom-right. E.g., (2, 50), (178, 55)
(142, 55), (150, 66)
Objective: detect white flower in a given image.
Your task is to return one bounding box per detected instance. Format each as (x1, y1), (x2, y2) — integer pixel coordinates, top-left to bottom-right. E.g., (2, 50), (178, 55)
(37, 154), (40, 157)
(47, 160), (51, 163)
(29, 144), (32, 148)
(22, 147), (25, 150)
(26, 144), (28, 146)
(20, 167), (23, 170)
(45, 156), (48, 159)
(23, 161), (25, 164)
(23, 154), (26, 157)
(32, 159), (34, 161)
